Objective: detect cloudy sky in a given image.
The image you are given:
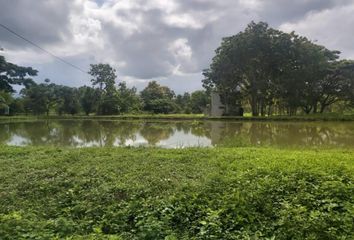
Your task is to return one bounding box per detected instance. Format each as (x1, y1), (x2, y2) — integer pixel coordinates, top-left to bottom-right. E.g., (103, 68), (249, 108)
(1, 0), (354, 93)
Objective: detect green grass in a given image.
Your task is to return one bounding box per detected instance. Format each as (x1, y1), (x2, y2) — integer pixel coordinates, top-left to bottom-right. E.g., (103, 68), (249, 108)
(2, 112), (354, 122)
(0, 146), (353, 239)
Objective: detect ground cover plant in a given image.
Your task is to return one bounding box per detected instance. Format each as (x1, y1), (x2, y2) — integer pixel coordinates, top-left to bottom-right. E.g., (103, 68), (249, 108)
(2, 113), (354, 122)
(0, 146), (353, 239)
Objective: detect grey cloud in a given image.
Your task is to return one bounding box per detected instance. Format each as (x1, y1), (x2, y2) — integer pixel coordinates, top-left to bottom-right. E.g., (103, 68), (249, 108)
(1, 0), (354, 92)
(257, 0), (353, 25)
(0, 0), (76, 50)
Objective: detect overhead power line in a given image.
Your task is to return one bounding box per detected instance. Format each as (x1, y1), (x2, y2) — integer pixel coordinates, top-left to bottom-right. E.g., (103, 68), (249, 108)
(0, 23), (88, 74)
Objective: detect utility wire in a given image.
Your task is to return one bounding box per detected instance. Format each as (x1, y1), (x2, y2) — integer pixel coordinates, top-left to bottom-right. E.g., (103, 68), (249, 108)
(0, 23), (88, 74)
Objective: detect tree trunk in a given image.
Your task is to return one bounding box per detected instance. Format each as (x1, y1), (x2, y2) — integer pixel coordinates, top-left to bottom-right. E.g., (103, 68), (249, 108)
(320, 103), (327, 113)
(267, 104), (272, 116)
(313, 103), (318, 114)
(303, 106), (312, 114)
(260, 100), (265, 116)
(251, 95), (259, 116)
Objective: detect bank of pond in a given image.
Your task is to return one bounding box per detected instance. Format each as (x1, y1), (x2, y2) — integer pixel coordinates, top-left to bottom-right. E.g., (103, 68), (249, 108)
(1, 119), (353, 239)
(0, 146), (353, 239)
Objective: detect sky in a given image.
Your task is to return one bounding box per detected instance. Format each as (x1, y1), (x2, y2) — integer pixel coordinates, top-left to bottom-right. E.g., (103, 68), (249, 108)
(1, 0), (354, 93)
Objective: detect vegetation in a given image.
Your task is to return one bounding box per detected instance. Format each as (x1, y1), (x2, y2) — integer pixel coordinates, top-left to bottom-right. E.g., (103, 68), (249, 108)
(0, 146), (353, 239)
(3, 113), (354, 123)
(0, 55), (37, 93)
(0, 59), (209, 116)
(1, 22), (354, 117)
(203, 22), (354, 116)
(1, 20), (354, 239)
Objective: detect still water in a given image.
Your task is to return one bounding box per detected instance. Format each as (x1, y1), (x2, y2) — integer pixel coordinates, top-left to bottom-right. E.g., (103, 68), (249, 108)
(1, 120), (354, 148)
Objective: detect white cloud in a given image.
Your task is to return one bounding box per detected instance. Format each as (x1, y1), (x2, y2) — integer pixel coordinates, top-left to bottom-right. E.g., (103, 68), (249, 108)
(169, 38), (192, 60)
(280, 3), (354, 58)
(1, 0), (353, 93)
(164, 14), (203, 29)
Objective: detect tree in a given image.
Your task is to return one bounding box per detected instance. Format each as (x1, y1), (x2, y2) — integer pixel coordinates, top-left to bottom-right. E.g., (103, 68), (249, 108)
(140, 81), (177, 113)
(55, 86), (80, 115)
(0, 91), (11, 115)
(203, 22), (290, 116)
(116, 82), (142, 113)
(203, 21), (349, 116)
(175, 93), (191, 113)
(88, 63), (117, 92)
(0, 55), (37, 93)
(289, 37), (339, 114)
(8, 98), (25, 115)
(21, 80), (57, 115)
(190, 90), (209, 114)
(88, 63), (120, 115)
(79, 86), (100, 115)
(99, 91), (120, 115)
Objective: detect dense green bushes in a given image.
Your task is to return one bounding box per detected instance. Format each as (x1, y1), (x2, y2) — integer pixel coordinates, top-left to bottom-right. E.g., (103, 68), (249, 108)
(0, 147), (353, 239)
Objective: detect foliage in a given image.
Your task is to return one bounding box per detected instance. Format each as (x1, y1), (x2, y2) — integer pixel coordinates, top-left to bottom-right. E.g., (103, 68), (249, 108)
(88, 63), (117, 93)
(21, 79), (57, 115)
(0, 146), (353, 239)
(203, 21), (354, 116)
(175, 93), (191, 113)
(141, 81), (178, 114)
(190, 90), (209, 114)
(116, 82), (143, 113)
(0, 55), (37, 93)
(55, 86), (81, 115)
(79, 86), (100, 115)
(0, 91), (11, 115)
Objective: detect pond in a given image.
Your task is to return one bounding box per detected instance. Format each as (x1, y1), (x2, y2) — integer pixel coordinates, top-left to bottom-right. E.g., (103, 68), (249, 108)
(1, 120), (354, 148)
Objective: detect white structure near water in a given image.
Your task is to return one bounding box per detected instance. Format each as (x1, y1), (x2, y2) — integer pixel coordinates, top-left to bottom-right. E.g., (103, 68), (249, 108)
(210, 92), (225, 117)
(209, 91), (244, 117)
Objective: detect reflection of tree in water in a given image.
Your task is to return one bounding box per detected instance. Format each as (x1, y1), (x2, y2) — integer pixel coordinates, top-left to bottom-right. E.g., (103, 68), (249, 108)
(1, 120), (143, 147)
(0, 123), (12, 144)
(190, 121), (210, 138)
(95, 121), (141, 146)
(14, 121), (83, 146)
(139, 122), (174, 145)
(77, 121), (104, 145)
(175, 121), (192, 134)
(205, 121), (247, 147)
(2, 120), (354, 148)
(173, 121), (211, 139)
(288, 123), (354, 147)
(210, 122), (354, 148)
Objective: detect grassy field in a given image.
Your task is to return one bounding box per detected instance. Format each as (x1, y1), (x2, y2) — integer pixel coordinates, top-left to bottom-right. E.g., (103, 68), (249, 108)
(0, 146), (353, 239)
(2, 113), (354, 121)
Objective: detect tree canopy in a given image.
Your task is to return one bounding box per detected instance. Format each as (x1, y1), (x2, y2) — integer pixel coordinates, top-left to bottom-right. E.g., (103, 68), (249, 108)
(0, 55), (37, 93)
(203, 21), (354, 116)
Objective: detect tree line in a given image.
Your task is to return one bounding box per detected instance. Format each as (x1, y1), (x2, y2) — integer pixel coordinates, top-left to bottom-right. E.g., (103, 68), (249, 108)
(0, 58), (208, 115)
(203, 22), (354, 116)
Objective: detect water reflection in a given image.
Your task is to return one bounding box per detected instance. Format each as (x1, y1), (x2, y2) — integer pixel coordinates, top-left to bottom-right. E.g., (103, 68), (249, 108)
(1, 120), (354, 148)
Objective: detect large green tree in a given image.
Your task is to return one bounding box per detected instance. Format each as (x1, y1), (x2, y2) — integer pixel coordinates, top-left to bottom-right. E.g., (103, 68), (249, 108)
(190, 90), (209, 114)
(116, 82), (142, 113)
(88, 63), (117, 93)
(55, 86), (80, 115)
(79, 86), (100, 115)
(203, 21), (351, 116)
(203, 22), (292, 116)
(140, 81), (177, 114)
(88, 63), (119, 115)
(21, 79), (57, 115)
